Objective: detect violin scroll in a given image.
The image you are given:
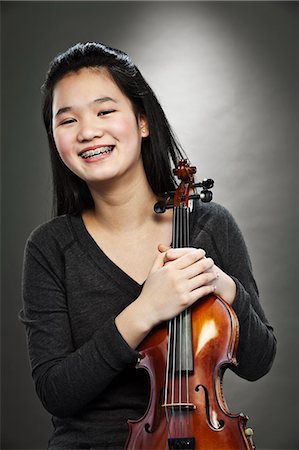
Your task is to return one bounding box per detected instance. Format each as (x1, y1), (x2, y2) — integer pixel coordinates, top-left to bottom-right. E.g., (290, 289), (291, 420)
(173, 160), (197, 183)
(154, 159), (214, 213)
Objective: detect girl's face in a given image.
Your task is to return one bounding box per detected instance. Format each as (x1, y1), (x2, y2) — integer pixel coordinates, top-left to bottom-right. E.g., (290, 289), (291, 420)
(52, 67), (149, 188)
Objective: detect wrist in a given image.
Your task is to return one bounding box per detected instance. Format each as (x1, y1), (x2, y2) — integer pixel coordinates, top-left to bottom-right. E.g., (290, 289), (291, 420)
(216, 272), (236, 305)
(115, 295), (155, 350)
(134, 293), (160, 332)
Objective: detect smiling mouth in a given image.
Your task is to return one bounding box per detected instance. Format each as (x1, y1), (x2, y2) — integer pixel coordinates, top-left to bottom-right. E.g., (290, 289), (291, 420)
(79, 146), (114, 159)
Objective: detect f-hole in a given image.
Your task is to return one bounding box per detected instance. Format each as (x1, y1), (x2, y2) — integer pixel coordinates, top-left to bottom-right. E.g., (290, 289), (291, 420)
(195, 384), (225, 430)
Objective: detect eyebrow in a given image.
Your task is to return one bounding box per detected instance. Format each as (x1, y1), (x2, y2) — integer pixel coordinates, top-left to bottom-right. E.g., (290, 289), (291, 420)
(54, 96), (117, 118)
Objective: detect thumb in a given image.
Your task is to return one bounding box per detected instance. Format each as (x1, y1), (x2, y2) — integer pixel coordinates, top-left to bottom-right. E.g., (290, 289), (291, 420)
(149, 244), (171, 274)
(158, 243), (171, 253)
(149, 250), (166, 273)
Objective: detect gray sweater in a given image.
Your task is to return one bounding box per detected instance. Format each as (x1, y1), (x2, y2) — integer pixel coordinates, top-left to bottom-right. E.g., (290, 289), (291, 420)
(20, 201), (276, 449)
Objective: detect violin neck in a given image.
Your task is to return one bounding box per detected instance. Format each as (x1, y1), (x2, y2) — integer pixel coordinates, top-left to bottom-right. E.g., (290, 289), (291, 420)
(170, 205), (194, 372)
(172, 205), (190, 249)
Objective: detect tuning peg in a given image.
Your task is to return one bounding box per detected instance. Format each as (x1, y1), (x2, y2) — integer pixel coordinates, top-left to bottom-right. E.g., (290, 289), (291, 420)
(154, 200), (167, 214)
(201, 178), (214, 189)
(194, 179), (214, 190)
(200, 190), (213, 203)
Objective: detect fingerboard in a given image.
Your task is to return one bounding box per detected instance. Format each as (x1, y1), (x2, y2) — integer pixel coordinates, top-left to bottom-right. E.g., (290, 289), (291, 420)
(170, 205), (193, 372)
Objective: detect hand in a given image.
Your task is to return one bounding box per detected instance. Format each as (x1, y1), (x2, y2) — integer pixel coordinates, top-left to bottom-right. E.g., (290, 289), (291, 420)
(136, 246), (217, 330)
(159, 244), (236, 307)
(115, 244), (236, 349)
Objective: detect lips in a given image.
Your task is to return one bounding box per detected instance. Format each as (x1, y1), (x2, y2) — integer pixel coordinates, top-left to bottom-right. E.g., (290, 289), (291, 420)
(79, 145), (114, 159)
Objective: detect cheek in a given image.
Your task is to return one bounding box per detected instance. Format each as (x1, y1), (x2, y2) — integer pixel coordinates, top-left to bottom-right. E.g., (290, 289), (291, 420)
(113, 115), (140, 143)
(53, 130), (72, 161)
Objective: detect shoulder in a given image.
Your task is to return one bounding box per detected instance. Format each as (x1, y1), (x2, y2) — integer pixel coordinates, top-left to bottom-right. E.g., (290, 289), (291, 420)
(192, 200), (236, 231)
(26, 214), (78, 254)
(191, 200), (249, 263)
(190, 200), (244, 256)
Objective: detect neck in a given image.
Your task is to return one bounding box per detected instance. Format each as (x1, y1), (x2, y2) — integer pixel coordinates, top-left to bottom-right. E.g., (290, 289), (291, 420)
(85, 172), (158, 232)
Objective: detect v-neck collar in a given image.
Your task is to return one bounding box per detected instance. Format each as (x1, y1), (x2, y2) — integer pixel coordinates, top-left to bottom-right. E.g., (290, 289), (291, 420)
(68, 203), (198, 297)
(69, 214), (144, 298)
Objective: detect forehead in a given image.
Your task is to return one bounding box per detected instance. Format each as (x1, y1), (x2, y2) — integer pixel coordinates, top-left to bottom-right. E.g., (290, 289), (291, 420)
(52, 67), (126, 106)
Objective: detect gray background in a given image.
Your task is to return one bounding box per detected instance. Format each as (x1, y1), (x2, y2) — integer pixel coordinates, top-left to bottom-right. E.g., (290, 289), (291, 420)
(1, 1), (298, 449)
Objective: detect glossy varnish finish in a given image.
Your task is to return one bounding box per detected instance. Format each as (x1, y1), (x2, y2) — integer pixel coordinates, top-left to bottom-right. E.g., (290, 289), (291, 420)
(125, 294), (252, 449)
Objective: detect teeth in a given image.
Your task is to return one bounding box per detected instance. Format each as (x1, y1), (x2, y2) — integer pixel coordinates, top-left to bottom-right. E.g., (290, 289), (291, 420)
(80, 146), (113, 159)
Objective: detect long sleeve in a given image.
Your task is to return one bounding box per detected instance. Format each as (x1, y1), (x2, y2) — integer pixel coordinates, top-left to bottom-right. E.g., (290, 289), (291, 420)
(190, 201), (277, 381)
(20, 218), (140, 418)
(224, 211), (277, 380)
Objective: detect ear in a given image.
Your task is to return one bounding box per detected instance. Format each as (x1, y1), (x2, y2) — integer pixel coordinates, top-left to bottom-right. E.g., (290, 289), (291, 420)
(139, 114), (149, 138)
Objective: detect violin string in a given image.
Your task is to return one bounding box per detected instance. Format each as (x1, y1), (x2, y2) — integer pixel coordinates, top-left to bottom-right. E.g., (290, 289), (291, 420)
(179, 308), (182, 406)
(164, 209), (177, 437)
(185, 207), (190, 408)
(179, 207), (184, 433)
(172, 317), (177, 431)
(182, 207), (188, 434)
(181, 205), (190, 432)
(179, 206), (182, 424)
(181, 206), (188, 433)
(172, 207), (179, 434)
(164, 320), (172, 407)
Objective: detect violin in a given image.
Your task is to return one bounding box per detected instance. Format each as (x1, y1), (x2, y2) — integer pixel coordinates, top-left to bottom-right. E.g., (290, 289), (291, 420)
(125, 160), (254, 450)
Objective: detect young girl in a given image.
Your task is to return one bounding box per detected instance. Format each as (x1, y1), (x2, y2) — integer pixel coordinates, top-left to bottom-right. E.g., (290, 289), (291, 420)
(20, 42), (276, 449)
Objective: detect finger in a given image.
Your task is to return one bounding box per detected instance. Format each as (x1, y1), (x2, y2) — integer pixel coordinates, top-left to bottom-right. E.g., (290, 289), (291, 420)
(168, 249), (206, 270)
(188, 284), (217, 304)
(164, 247), (206, 264)
(183, 257), (215, 279)
(188, 271), (218, 292)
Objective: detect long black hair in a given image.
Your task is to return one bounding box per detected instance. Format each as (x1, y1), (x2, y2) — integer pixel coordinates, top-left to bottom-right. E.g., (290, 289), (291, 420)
(42, 42), (185, 216)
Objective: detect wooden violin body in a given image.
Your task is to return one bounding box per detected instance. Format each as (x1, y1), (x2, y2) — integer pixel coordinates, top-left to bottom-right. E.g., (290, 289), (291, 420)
(125, 160), (254, 450)
(125, 294), (252, 449)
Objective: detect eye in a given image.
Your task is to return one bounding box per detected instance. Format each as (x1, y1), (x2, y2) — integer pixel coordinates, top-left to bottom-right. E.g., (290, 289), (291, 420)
(97, 110), (115, 117)
(60, 118), (76, 125)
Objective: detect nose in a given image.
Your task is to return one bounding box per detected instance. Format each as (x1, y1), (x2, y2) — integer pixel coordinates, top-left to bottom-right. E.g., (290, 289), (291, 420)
(77, 117), (103, 142)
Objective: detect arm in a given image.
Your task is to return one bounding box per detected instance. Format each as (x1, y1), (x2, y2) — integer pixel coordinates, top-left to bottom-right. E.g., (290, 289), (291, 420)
(20, 238), (139, 418)
(224, 213), (277, 380)
(204, 205), (277, 381)
(21, 225), (217, 418)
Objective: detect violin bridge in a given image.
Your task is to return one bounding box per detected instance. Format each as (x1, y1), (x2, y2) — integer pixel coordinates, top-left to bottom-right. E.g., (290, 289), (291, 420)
(162, 402), (196, 411)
